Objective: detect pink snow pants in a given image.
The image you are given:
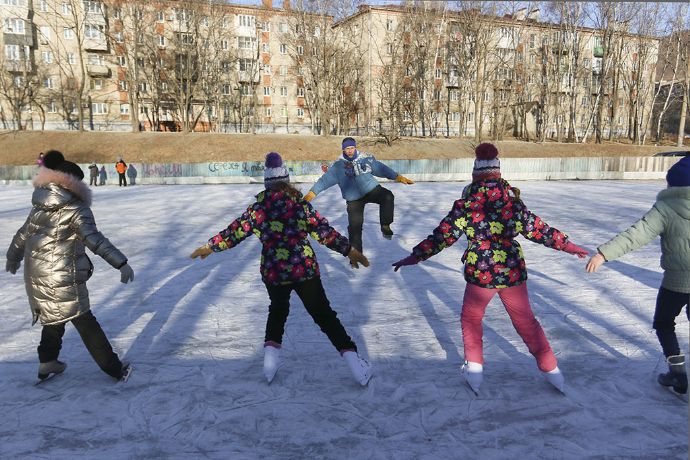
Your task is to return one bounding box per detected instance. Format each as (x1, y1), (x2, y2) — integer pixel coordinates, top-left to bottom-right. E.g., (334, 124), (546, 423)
(461, 282), (557, 372)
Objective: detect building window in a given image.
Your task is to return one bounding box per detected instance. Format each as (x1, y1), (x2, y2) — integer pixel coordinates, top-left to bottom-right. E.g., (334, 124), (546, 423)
(529, 54), (536, 65)
(120, 104), (130, 115)
(262, 43), (268, 53)
(238, 36), (254, 49)
(433, 89), (441, 101)
(297, 87), (304, 97)
(88, 54), (104, 65)
(238, 15), (255, 27)
(117, 56), (126, 67)
(62, 2), (72, 14)
(221, 84), (231, 95)
(280, 106), (288, 117)
(42, 51), (53, 63)
(297, 45), (304, 55)
(4, 44), (19, 61)
(40, 1), (48, 12)
(265, 107), (272, 117)
(43, 77), (54, 89)
(280, 86), (287, 96)
(297, 108), (304, 117)
(158, 36), (166, 47)
(238, 58), (253, 71)
(435, 68), (442, 79)
(386, 43), (393, 55)
(115, 31), (124, 43)
(279, 44), (287, 54)
(467, 112), (474, 122)
(220, 39), (229, 50)
(4, 18), (25, 34)
(92, 102), (108, 115)
(263, 86), (271, 96)
(67, 52), (76, 64)
(279, 22), (288, 33)
(450, 90), (459, 101)
(263, 64), (271, 75)
(47, 100), (57, 113)
(279, 65), (287, 76)
(63, 28), (75, 39)
(90, 78), (104, 90)
(84, 1), (102, 14)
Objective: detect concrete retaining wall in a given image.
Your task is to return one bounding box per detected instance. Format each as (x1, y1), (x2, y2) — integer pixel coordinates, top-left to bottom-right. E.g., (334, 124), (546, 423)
(0, 156), (680, 185)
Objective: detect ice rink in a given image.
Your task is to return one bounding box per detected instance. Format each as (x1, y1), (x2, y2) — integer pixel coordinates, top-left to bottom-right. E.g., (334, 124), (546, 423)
(1, 180), (687, 459)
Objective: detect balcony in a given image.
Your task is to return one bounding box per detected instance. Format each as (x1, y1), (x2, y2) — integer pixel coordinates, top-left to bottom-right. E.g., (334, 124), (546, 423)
(87, 65), (111, 77)
(237, 70), (260, 83)
(593, 46), (604, 58)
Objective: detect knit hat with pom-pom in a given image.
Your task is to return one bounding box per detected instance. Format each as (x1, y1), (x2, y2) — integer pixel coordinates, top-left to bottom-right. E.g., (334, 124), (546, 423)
(264, 152), (289, 186)
(43, 150), (84, 180)
(472, 143), (500, 182)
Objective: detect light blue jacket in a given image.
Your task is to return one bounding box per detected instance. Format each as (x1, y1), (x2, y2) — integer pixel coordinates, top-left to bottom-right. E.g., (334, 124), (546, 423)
(598, 186), (690, 293)
(309, 151), (399, 201)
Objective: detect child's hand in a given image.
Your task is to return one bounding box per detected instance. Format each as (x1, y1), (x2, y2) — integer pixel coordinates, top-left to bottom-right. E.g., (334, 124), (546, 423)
(190, 244), (213, 260)
(586, 253), (606, 273)
(392, 255), (419, 272)
(5, 259), (20, 274)
(563, 241), (588, 259)
(119, 263), (134, 283)
(347, 248), (369, 269)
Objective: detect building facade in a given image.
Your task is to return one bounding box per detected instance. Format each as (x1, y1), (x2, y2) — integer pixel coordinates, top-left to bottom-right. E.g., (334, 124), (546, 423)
(0, 1), (660, 141)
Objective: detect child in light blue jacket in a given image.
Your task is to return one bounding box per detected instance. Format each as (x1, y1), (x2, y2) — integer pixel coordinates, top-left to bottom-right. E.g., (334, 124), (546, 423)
(587, 156), (690, 395)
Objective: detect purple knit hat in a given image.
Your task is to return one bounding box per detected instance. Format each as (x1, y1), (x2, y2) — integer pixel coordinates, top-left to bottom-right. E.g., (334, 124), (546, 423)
(264, 152), (289, 186)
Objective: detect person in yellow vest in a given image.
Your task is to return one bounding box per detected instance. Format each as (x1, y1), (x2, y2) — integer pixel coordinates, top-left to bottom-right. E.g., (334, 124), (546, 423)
(115, 158), (128, 187)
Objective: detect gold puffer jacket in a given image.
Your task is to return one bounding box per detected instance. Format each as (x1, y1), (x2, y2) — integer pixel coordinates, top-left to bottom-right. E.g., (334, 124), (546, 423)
(6, 168), (127, 325)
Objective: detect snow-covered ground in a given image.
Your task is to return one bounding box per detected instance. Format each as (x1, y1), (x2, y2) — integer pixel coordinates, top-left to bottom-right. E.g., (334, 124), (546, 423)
(0, 180), (687, 459)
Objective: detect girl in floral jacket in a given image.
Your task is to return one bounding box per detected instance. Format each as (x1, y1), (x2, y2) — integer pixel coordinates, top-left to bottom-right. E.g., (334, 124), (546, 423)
(190, 152), (372, 386)
(393, 143), (588, 394)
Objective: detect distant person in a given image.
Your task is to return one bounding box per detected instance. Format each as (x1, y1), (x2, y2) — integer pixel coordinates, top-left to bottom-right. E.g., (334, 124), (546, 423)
(99, 166), (107, 185)
(5, 150), (135, 383)
(88, 162), (99, 187)
(304, 137), (414, 266)
(392, 143), (588, 394)
(36, 152), (44, 167)
(586, 156), (690, 396)
(115, 157), (127, 187)
(190, 152), (372, 386)
(127, 164), (137, 186)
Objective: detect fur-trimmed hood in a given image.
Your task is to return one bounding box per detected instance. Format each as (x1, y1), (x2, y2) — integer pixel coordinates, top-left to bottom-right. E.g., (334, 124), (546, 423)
(32, 167), (92, 209)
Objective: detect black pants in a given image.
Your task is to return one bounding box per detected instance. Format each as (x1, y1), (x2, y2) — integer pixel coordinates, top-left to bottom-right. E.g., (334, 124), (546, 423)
(346, 185), (394, 252)
(264, 277), (356, 352)
(653, 286), (690, 357)
(89, 175), (98, 186)
(38, 310), (123, 378)
(118, 173), (127, 186)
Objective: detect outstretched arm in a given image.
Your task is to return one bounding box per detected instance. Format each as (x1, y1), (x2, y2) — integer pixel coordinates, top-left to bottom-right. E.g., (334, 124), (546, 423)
(307, 165), (339, 200)
(393, 199), (467, 271)
(586, 206), (664, 271)
(192, 204), (258, 259)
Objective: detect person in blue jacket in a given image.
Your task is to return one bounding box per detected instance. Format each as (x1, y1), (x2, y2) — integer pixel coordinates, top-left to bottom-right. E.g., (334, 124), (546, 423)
(304, 137), (414, 265)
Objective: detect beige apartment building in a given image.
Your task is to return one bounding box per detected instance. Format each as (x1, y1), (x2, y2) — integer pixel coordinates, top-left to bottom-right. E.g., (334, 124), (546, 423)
(1, 0), (660, 141)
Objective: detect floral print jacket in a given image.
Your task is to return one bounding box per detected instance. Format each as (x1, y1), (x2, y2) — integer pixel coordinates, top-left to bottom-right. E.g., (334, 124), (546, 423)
(208, 189), (351, 285)
(411, 178), (570, 289)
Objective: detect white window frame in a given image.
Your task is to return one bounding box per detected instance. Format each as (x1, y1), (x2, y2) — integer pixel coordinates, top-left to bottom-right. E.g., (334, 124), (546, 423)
(120, 103), (130, 115)
(297, 107), (304, 117)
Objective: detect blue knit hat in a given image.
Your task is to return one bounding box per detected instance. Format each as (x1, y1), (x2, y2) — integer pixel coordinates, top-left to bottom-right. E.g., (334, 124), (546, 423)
(342, 137), (357, 150)
(264, 152), (289, 186)
(666, 156), (690, 187)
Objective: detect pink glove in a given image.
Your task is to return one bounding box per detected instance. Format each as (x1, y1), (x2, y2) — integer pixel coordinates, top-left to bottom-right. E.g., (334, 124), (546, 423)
(392, 255), (419, 272)
(563, 241), (588, 259)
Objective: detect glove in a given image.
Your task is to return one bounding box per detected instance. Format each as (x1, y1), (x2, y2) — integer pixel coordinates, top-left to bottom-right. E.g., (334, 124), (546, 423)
(586, 252), (606, 273)
(190, 244), (213, 260)
(304, 191), (316, 202)
(563, 241), (588, 259)
(6, 259), (20, 274)
(119, 263), (134, 283)
(347, 247), (370, 269)
(396, 175), (414, 185)
(392, 255), (419, 272)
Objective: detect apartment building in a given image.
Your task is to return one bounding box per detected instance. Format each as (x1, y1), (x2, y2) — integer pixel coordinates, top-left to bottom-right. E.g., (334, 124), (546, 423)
(1, 1), (660, 141)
